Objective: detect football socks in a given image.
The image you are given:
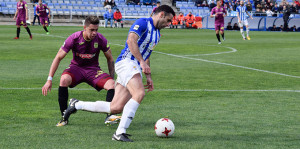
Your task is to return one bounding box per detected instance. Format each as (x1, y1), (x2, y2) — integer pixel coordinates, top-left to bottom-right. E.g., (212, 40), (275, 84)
(58, 86), (68, 116)
(106, 89), (115, 102)
(43, 26), (49, 33)
(25, 27), (32, 37)
(16, 27), (20, 38)
(75, 101), (111, 113)
(116, 99), (139, 135)
(216, 34), (221, 42)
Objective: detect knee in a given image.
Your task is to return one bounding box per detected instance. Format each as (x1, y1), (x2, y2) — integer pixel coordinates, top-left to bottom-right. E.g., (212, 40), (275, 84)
(60, 75), (72, 87)
(110, 103), (124, 114)
(132, 91), (145, 103)
(104, 79), (115, 90)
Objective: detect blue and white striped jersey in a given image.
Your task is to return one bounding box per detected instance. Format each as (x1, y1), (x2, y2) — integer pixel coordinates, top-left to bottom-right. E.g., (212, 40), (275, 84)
(236, 5), (248, 21)
(116, 18), (160, 64)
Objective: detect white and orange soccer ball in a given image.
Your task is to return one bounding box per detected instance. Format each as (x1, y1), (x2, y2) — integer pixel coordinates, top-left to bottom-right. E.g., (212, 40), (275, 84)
(154, 118), (175, 137)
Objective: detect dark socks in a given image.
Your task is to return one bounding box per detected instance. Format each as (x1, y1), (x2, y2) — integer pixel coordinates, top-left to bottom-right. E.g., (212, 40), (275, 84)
(106, 89), (115, 116)
(25, 27), (32, 37)
(106, 89), (115, 102)
(216, 34), (221, 42)
(17, 27), (20, 37)
(43, 26), (49, 32)
(58, 86), (68, 116)
(221, 33), (225, 39)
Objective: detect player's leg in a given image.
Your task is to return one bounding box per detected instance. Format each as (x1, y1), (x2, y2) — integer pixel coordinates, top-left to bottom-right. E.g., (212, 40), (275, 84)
(56, 74), (72, 126)
(14, 18), (21, 39)
(23, 22), (32, 40)
(41, 17), (49, 34)
(220, 23), (225, 41)
(239, 21), (246, 40)
(113, 74), (144, 142)
(245, 20), (250, 40)
(56, 66), (83, 126)
(120, 20), (123, 28)
(215, 24), (221, 44)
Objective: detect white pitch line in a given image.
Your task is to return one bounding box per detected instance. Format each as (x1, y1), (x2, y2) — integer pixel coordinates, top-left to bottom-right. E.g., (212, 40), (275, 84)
(154, 51), (300, 79)
(0, 88), (299, 92)
(182, 45), (238, 56)
(32, 33), (300, 79)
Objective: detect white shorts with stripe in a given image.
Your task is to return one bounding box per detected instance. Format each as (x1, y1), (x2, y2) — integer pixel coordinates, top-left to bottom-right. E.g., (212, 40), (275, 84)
(115, 59), (142, 87)
(238, 20), (249, 27)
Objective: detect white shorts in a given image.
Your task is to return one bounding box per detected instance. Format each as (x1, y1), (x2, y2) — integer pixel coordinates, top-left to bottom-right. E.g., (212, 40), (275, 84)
(115, 59), (142, 87)
(238, 20), (249, 27)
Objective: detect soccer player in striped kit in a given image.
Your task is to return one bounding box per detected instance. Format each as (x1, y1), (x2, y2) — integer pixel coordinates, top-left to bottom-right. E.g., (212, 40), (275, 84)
(13, 0), (32, 40)
(236, 0), (253, 40)
(62, 5), (175, 142)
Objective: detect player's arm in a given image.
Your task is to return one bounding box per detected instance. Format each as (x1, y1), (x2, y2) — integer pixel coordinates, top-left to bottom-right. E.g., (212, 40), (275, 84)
(25, 4), (28, 20)
(47, 6), (51, 18)
(144, 58), (154, 92)
(103, 49), (115, 79)
(223, 9), (227, 17)
(127, 32), (150, 74)
(237, 12), (241, 23)
(42, 49), (68, 96)
(13, 8), (18, 20)
(246, 11), (253, 19)
(210, 9), (215, 18)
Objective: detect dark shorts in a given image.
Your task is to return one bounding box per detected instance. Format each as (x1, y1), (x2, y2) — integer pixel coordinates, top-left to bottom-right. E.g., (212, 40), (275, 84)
(62, 65), (113, 91)
(215, 23), (224, 31)
(40, 17), (48, 25)
(16, 17), (27, 26)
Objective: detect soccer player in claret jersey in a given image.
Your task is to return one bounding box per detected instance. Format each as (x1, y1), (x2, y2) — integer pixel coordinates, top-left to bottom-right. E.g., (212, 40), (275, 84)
(36, 0), (51, 34)
(13, 0), (32, 40)
(210, 0), (227, 44)
(236, 0), (253, 40)
(42, 16), (120, 127)
(62, 5), (175, 142)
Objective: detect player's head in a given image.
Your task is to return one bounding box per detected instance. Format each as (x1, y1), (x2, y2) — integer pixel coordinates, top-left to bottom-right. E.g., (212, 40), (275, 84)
(216, 0), (222, 6)
(84, 16), (99, 40)
(240, 1), (244, 6)
(152, 5), (175, 30)
(38, 0), (42, 5)
(156, 1), (161, 6)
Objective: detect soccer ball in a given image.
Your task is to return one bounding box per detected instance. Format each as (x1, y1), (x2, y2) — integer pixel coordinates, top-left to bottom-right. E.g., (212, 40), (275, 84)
(154, 118), (175, 137)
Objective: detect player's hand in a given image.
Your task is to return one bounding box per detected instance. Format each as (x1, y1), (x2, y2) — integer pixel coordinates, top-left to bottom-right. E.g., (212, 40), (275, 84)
(42, 80), (52, 96)
(140, 61), (151, 75)
(239, 20), (241, 23)
(250, 17), (253, 19)
(13, 16), (16, 20)
(144, 75), (153, 92)
(48, 14), (50, 18)
(26, 16), (28, 20)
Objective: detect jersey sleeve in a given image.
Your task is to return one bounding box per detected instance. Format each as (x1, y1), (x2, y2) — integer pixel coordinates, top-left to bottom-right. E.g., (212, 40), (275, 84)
(237, 7), (240, 13)
(61, 35), (74, 53)
(211, 8), (215, 15)
(100, 35), (110, 53)
(128, 18), (148, 38)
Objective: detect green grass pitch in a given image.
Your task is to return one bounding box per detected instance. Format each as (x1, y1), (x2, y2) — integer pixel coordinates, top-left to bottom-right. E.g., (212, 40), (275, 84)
(0, 25), (299, 148)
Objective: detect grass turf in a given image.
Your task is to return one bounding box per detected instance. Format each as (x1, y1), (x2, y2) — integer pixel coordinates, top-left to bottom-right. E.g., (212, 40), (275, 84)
(0, 25), (299, 148)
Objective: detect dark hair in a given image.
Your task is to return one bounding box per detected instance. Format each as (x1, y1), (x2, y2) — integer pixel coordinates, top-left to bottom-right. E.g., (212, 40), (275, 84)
(85, 16), (99, 26)
(154, 5), (175, 17)
(157, 1), (161, 4)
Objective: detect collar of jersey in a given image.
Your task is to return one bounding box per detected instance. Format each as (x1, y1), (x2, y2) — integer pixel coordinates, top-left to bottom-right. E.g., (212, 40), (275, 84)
(82, 31), (91, 42)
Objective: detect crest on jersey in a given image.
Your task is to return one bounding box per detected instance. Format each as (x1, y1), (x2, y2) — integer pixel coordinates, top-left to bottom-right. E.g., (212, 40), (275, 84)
(94, 42), (98, 48)
(79, 42), (84, 45)
(221, 8), (223, 11)
(133, 25), (139, 30)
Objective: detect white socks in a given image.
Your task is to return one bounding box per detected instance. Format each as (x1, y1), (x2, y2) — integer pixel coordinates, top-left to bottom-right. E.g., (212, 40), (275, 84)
(246, 28), (250, 37)
(240, 29), (245, 38)
(116, 99), (140, 135)
(75, 101), (111, 113)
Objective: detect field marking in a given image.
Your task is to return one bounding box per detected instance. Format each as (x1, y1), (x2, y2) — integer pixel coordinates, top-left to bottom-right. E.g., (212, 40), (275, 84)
(182, 45), (238, 56)
(32, 33), (300, 79)
(1, 87), (299, 92)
